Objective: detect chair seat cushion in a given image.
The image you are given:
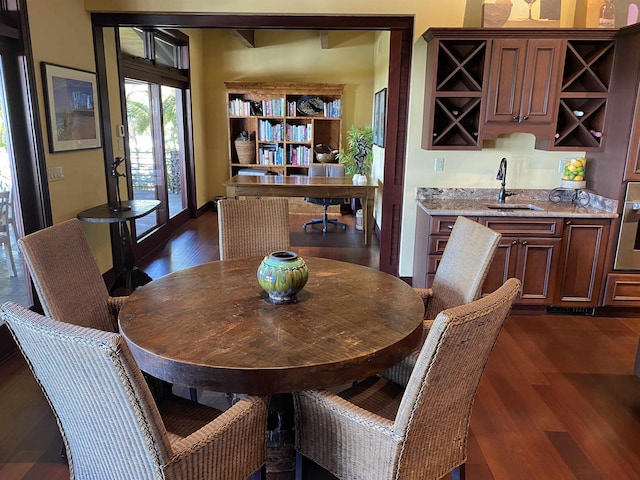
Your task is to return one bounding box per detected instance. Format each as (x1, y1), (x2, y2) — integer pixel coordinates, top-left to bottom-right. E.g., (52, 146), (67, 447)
(158, 394), (223, 443)
(337, 376), (404, 422)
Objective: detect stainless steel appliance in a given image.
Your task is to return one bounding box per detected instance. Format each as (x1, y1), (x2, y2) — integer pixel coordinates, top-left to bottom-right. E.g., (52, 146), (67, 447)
(614, 182), (640, 270)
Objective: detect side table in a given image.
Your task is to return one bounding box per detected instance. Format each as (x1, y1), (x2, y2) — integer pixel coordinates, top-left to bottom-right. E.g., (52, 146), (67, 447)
(77, 199), (160, 294)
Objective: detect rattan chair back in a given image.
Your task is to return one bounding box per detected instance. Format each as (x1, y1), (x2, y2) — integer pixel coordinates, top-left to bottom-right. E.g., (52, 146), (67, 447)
(217, 197), (290, 260)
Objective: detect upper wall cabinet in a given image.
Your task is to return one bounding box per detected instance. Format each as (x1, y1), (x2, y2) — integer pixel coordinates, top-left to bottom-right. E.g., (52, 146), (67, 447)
(483, 38), (563, 139)
(422, 29), (616, 152)
(421, 31), (488, 150)
(550, 39), (615, 151)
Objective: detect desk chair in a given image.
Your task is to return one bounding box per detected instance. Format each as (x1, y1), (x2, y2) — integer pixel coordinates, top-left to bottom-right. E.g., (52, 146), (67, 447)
(384, 216), (501, 387)
(302, 164), (347, 233)
(1, 302), (269, 480)
(294, 278), (521, 480)
(0, 191), (16, 277)
(218, 197), (290, 260)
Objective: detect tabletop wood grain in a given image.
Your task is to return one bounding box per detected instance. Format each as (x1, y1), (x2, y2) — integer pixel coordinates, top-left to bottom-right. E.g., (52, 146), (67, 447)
(119, 256), (424, 394)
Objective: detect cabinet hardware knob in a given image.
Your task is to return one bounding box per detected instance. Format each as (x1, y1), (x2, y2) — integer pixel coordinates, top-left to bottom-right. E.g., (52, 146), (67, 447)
(521, 240), (528, 246)
(512, 240), (518, 246)
(566, 220), (571, 225)
(512, 115), (519, 122)
(522, 115), (529, 121)
(447, 225), (453, 230)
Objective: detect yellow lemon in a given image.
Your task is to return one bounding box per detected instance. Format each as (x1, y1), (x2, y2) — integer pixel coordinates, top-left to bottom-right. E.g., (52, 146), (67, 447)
(568, 164), (577, 172)
(574, 175), (584, 181)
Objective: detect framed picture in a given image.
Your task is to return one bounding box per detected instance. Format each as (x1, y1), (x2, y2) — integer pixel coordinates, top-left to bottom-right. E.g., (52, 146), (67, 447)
(41, 62), (101, 153)
(373, 88), (387, 147)
(482, 0), (562, 28)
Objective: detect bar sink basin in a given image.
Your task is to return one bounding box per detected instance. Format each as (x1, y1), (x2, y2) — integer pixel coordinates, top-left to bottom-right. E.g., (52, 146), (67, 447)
(482, 203), (543, 211)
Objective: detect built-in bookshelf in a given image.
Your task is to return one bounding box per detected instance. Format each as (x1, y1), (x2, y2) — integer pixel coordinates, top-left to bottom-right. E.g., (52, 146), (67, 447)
(225, 82), (344, 176)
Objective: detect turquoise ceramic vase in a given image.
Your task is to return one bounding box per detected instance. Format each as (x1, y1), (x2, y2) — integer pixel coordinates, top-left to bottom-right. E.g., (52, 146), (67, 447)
(257, 251), (308, 304)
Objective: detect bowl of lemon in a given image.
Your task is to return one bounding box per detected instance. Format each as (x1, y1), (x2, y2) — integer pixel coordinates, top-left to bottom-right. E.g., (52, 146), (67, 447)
(561, 157), (586, 189)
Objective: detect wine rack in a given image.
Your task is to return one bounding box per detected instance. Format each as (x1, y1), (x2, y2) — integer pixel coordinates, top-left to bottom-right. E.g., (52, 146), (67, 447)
(553, 40), (615, 150)
(424, 38), (487, 149)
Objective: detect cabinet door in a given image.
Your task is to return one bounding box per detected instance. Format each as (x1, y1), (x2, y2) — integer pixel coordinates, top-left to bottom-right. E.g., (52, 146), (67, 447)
(625, 80), (640, 180)
(485, 38), (527, 124)
(482, 237), (518, 295)
(516, 237), (562, 304)
(554, 219), (610, 306)
(520, 39), (562, 124)
(485, 38), (561, 125)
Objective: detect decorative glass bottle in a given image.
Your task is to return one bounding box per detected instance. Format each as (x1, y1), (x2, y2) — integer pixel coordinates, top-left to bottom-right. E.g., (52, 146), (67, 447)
(599, 0), (616, 28)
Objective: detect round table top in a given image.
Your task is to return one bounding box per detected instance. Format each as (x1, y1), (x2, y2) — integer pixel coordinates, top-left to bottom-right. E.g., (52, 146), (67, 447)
(118, 256), (424, 394)
(77, 199), (160, 223)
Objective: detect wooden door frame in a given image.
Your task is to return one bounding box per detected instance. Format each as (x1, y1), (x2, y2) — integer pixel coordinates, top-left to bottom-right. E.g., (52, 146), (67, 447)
(91, 13), (413, 276)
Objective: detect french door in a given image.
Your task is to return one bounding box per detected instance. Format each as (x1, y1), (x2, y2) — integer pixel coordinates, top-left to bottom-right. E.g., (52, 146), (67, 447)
(124, 78), (188, 240)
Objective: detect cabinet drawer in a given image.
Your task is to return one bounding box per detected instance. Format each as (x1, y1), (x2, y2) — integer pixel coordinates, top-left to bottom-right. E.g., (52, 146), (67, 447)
(427, 254), (442, 274)
(429, 215), (479, 234)
(428, 236), (449, 255)
(479, 217), (563, 236)
(603, 273), (640, 306)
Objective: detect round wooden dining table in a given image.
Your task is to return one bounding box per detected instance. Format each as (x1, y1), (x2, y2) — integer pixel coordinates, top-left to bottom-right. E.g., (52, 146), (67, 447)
(118, 256), (424, 394)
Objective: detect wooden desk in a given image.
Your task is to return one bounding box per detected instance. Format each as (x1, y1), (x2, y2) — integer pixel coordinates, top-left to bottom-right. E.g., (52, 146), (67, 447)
(77, 200), (160, 294)
(224, 175), (378, 245)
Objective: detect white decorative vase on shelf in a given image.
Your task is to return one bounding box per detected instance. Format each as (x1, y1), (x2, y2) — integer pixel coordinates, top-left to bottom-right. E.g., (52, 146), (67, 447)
(352, 174), (367, 185)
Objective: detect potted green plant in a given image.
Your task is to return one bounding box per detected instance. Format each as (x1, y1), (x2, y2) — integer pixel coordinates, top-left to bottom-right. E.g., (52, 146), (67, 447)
(337, 124), (373, 184)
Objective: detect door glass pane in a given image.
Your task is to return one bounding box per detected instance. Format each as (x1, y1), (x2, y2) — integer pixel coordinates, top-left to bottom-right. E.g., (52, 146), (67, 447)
(124, 78), (161, 237)
(161, 86), (186, 218)
(0, 57), (30, 312)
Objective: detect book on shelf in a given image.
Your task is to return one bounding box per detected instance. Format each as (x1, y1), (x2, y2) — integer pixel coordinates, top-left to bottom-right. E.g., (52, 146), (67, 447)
(288, 145), (311, 166)
(258, 119), (284, 141)
(286, 123), (313, 142)
(259, 143), (284, 165)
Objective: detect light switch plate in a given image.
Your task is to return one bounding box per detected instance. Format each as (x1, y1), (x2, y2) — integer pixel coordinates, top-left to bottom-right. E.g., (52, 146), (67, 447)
(434, 157), (445, 172)
(47, 166), (64, 182)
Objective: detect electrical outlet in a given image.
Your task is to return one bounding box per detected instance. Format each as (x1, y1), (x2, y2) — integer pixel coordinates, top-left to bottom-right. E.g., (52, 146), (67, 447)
(434, 157), (445, 172)
(47, 166), (64, 182)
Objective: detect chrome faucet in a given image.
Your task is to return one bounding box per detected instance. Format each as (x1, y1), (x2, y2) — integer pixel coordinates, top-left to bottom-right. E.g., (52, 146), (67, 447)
(496, 157), (513, 203)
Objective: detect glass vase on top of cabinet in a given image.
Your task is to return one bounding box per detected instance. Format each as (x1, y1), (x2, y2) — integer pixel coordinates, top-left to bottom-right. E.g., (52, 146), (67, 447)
(225, 82), (343, 177)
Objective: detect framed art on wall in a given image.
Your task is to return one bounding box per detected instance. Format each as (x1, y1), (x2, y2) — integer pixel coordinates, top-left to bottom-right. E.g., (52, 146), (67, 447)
(373, 88), (387, 147)
(41, 62), (102, 153)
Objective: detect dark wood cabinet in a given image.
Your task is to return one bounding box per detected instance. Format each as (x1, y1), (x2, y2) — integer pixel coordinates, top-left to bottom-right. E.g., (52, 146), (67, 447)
(550, 40), (615, 151)
(421, 34), (487, 150)
(479, 218), (563, 305)
(624, 75), (640, 180)
(484, 38), (562, 133)
(414, 213), (613, 306)
(422, 28), (616, 152)
(553, 219), (610, 306)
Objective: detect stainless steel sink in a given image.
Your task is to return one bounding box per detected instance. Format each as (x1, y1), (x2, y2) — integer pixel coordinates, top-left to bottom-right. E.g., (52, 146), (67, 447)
(482, 203), (543, 211)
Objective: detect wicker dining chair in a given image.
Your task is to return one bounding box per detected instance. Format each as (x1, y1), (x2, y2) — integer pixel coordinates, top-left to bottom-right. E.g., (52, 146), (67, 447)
(217, 197), (291, 260)
(293, 278), (521, 480)
(383, 215), (501, 387)
(1, 301), (269, 480)
(18, 218), (123, 332)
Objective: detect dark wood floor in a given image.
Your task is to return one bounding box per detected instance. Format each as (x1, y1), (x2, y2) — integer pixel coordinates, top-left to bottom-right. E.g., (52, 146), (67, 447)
(1, 210), (640, 479)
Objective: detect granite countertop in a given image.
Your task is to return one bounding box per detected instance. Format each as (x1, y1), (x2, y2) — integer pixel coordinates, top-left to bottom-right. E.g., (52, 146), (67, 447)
(416, 188), (619, 219)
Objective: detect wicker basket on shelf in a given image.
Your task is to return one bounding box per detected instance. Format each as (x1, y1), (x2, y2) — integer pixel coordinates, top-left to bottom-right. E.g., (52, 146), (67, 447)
(234, 140), (256, 164)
